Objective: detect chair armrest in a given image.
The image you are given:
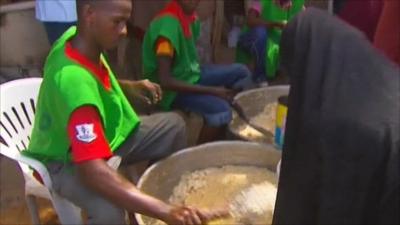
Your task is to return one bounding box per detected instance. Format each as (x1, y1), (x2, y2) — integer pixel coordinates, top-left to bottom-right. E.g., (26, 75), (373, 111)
(1, 144), (122, 189)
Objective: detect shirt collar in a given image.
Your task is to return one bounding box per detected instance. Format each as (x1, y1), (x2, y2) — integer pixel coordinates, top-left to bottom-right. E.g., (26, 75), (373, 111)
(156, 0), (197, 38)
(65, 42), (111, 90)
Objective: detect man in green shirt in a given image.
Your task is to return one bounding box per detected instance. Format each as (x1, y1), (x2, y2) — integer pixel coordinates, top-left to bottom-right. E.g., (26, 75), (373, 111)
(142, 0), (255, 143)
(23, 1), (226, 224)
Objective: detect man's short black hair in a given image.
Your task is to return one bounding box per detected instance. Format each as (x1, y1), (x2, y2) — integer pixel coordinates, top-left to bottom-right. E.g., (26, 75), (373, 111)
(76, 0), (100, 17)
(76, 0), (132, 19)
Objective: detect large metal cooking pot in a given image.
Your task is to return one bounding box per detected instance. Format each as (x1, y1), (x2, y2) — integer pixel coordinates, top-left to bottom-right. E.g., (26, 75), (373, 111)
(229, 85), (290, 143)
(135, 141), (281, 225)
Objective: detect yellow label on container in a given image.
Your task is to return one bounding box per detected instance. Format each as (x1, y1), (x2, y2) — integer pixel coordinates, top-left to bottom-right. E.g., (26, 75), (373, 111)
(276, 104), (288, 127)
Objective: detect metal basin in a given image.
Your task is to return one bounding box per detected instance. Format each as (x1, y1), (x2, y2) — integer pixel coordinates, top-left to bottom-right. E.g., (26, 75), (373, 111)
(135, 141), (281, 225)
(229, 85), (290, 143)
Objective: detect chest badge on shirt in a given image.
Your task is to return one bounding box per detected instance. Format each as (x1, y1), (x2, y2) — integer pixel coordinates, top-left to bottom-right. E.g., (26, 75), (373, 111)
(76, 124), (97, 143)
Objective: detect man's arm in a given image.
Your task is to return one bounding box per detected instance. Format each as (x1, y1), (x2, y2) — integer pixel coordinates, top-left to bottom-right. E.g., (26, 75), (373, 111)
(157, 56), (235, 102)
(68, 106), (227, 224)
(78, 160), (230, 225)
(76, 159), (176, 221)
(68, 106), (172, 220)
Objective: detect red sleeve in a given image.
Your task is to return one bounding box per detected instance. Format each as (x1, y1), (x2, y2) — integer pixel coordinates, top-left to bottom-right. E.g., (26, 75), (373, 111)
(374, 0), (400, 65)
(67, 106), (113, 163)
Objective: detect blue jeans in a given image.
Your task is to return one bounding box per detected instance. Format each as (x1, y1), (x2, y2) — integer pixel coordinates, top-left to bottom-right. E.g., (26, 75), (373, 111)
(43, 22), (76, 45)
(238, 26), (268, 82)
(173, 64), (253, 127)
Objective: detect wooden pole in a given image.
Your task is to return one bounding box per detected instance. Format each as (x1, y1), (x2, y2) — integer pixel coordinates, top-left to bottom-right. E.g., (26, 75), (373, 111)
(212, 0), (224, 62)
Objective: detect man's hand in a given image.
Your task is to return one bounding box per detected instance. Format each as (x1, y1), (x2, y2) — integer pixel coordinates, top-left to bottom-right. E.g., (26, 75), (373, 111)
(162, 206), (229, 225)
(211, 87), (237, 103)
(119, 79), (162, 105)
(135, 79), (163, 104)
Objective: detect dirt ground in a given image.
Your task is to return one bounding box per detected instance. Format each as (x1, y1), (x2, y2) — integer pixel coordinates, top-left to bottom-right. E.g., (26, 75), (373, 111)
(0, 198), (59, 225)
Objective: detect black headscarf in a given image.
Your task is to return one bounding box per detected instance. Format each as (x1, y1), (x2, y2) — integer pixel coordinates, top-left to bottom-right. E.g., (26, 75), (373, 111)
(273, 8), (399, 225)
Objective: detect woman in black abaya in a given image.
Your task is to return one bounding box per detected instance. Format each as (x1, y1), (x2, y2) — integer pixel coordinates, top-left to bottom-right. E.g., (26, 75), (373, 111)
(273, 8), (399, 225)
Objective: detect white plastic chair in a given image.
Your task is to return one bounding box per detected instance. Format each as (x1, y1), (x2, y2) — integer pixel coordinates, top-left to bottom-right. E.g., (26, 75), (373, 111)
(0, 78), (83, 225)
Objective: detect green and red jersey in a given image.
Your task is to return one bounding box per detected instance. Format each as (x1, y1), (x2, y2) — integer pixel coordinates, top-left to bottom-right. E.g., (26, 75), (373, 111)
(142, 0), (201, 110)
(23, 26), (140, 164)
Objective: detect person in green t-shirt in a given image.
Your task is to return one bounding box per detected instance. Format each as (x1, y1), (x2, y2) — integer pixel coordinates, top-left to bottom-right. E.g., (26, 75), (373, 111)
(143, 0), (255, 144)
(237, 0), (304, 81)
(23, 1), (227, 224)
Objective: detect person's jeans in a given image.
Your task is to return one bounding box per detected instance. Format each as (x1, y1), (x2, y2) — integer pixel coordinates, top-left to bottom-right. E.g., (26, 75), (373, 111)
(199, 63), (254, 90)
(238, 26), (268, 82)
(43, 22), (76, 45)
(173, 64), (254, 127)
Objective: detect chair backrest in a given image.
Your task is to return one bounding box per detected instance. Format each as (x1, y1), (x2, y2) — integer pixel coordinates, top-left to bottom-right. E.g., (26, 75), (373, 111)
(0, 78), (42, 149)
(0, 78), (42, 172)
